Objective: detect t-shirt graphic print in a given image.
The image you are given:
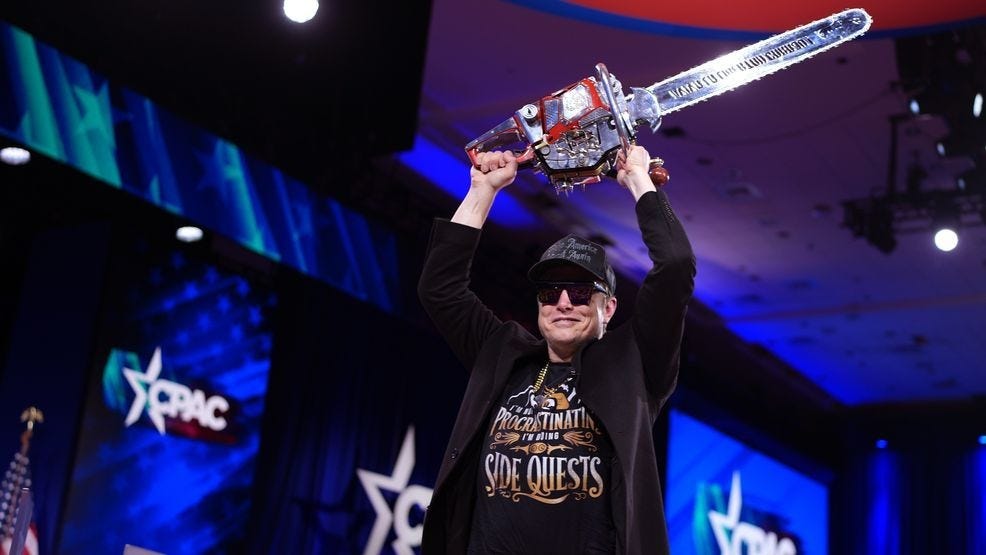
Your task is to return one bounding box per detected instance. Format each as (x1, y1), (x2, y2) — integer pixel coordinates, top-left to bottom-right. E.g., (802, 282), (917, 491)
(467, 360), (616, 553)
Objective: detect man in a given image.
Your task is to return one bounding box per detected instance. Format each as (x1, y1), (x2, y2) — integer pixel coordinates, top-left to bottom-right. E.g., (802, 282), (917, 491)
(418, 145), (695, 554)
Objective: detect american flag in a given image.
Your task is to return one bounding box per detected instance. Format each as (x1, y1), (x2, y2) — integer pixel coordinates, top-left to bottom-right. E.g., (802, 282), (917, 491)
(0, 409), (41, 555)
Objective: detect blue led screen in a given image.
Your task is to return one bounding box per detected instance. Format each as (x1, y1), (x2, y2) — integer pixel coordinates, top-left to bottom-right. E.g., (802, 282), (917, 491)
(0, 20), (398, 313)
(58, 241), (276, 554)
(666, 409), (828, 555)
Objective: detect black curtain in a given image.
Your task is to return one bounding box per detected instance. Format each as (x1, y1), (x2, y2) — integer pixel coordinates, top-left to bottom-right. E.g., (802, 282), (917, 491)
(830, 414), (986, 554)
(0, 223), (112, 555)
(245, 270), (465, 553)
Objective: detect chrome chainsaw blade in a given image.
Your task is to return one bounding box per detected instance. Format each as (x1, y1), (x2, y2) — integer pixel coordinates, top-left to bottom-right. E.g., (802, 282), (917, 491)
(646, 8), (871, 116)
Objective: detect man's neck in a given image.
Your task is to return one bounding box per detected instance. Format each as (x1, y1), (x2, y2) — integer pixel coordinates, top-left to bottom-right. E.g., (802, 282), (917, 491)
(547, 345), (575, 363)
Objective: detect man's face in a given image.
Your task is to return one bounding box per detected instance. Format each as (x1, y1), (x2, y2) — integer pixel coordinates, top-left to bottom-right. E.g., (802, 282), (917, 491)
(536, 265), (617, 359)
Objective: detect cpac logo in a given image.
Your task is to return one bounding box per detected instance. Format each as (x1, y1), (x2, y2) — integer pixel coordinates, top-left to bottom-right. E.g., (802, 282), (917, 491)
(708, 472), (797, 555)
(123, 347), (230, 435)
(357, 427), (433, 555)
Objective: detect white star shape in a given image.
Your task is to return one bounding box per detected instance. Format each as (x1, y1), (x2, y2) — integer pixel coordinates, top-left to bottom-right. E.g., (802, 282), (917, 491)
(357, 427), (433, 555)
(708, 471), (743, 552)
(123, 347), (165, 433)
(707, 471), (798, 555)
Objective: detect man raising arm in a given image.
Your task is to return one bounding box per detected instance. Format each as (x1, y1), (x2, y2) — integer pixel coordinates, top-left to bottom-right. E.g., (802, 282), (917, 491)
(418, 145), (695, 554)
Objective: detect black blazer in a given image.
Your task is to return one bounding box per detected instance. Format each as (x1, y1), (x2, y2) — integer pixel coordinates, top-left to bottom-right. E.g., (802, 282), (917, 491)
(418, 190), (695, 554)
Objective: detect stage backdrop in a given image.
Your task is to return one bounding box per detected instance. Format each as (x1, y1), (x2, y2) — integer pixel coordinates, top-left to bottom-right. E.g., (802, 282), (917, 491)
(58, 235), (277, 554)
(243, 265), (468, 555)
(666, 409), (829, 555)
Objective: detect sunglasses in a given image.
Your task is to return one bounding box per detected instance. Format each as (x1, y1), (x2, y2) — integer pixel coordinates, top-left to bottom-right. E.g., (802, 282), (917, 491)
(536, 282), (609, 306)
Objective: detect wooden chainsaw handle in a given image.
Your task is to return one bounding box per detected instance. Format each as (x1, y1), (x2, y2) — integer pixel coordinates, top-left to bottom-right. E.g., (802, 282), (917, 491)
(648, 158), (669, 187)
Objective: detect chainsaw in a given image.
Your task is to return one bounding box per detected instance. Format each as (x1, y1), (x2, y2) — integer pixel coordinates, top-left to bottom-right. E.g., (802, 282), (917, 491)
(464, 8), (872, 193)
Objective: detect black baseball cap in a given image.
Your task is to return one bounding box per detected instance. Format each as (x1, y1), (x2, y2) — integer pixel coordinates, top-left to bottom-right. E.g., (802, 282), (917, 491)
(527, 234), (616, 295)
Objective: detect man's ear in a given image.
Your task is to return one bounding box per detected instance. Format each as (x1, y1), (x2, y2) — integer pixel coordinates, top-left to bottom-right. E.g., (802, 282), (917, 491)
(604, 296), (617, 320)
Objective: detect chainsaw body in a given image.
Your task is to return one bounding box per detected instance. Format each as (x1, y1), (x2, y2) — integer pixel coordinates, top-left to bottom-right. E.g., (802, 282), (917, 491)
(465, 64), (662, 192)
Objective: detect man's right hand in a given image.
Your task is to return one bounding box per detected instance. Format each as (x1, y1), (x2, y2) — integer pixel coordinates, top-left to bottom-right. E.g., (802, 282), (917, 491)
(452, 150), (517, 229)
(616, 145), (658, 201)
(470, 151), (518, 192)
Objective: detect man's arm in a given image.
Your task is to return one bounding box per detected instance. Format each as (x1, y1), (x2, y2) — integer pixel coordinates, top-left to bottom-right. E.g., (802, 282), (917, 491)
(417, 151), (520, 369)
(617, 146), (696, 401)
(450, 150), (517, 228)
(616, 145), (658, 202)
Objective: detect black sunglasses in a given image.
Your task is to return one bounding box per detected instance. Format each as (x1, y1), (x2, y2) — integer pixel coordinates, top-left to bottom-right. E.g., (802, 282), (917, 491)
(536, 282), (609, 306)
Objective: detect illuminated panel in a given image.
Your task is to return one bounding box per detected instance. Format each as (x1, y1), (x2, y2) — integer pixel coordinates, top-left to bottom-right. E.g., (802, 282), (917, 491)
(0, 21), (397, 313)
(58, 247), (275, 554)
(397, 135), (538, 229)
(974, 447), (986, 553)
(666, 409), (828, 554)
(866, 451), (900, 554)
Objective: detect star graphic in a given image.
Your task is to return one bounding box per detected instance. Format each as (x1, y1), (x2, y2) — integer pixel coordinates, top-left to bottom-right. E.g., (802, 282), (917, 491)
(72, 82), (116, 146)
(123, 347), (165, 433)
(707, 471), (797, 555)
(708, 471), (743, 553)
(195, 139), (247, 202)
(287, 186), (315, 239)
(357, 427), (433, 555)
(248, 306), (263, 326)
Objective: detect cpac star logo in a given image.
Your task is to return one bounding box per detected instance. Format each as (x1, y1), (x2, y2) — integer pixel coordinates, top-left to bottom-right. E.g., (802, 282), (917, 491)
(123, 347), (230, 435)
(707, 471), (797, 555)
(357, 427), (434, 555)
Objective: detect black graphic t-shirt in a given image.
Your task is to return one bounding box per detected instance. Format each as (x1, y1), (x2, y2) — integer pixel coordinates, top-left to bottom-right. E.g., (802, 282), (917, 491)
(467, 359), (616, 554)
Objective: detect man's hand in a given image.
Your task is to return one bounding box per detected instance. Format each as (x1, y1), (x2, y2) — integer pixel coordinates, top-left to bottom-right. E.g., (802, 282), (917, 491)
(452, 150), (518, 229)
(616, 145), (658, 201)
(471, 151), (518, 192)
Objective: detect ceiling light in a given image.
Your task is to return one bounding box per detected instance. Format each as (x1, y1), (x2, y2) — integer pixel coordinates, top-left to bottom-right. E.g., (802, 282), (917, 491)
(283, 0), (319, 23)
(176, 226), (204, 243)
(933, 201), (961, 252)
(974, 93), (982, 118)
(908, 99), (920, 115)
(933, 228), (958, 252)
(0, 146), (31, 165)
(934, 132), (980, 159)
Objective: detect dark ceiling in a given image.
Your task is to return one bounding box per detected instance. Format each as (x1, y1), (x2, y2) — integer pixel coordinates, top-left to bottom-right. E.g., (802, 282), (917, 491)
(1, 0), (432, 191)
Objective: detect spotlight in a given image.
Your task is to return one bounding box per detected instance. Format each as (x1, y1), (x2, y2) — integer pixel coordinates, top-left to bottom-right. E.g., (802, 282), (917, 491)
(934, 228), (958, 251)
(0, 146), (30, 165)
(932, 202), (961, 252)
(957, 166), (985, 192)
(978, 435), (986, 445)
(906, 91), (945, 116)
(974, 93), (983, 118)
(876, 439), (888, 449)
(935, 131), (981, 159)
(283, 0), (319, 23)
(176, 226), (204, 243)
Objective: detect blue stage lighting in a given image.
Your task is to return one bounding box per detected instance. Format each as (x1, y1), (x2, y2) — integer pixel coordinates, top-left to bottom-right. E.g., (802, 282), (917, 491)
(398, 135), (538, 228)
(875, 439), (888, 449)
(978, 435), (986, 445)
